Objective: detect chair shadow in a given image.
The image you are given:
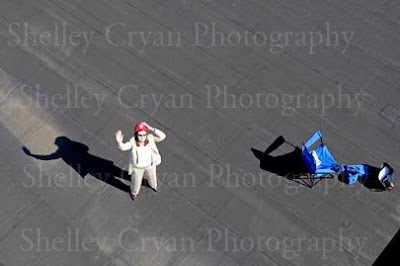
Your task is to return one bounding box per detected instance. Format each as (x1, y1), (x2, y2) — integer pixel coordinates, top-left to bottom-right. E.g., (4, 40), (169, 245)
(22, 136), (131, 193)
(251, 136), (310, 187)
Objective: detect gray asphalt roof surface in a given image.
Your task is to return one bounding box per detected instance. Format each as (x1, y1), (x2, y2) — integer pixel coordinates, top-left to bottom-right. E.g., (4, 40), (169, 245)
(0, 0), (400, 265)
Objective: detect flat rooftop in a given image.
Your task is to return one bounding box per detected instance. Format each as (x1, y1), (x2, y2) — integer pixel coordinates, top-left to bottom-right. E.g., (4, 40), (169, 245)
(0, 0), (399, 265)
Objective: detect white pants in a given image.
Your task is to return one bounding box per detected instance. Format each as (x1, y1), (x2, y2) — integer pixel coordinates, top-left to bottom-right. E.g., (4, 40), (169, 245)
(130, 165), (157, 195)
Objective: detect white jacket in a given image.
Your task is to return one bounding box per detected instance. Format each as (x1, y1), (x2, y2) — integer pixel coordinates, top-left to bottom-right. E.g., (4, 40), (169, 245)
(117, 128), (166, 174)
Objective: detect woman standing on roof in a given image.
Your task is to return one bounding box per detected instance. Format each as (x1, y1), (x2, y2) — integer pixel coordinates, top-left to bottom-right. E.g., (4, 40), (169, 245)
(115, 122), (166, 201)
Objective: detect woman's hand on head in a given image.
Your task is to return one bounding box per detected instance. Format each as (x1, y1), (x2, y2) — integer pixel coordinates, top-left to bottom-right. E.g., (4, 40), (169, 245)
(141, 122), (153, 131)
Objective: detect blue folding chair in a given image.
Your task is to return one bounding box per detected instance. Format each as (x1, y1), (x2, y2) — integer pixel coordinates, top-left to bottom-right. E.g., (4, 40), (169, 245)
(301, 131), (344, 188)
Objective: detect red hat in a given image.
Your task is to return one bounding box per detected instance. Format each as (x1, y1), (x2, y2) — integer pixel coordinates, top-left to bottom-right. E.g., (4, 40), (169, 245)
(134, 122), (148, 133)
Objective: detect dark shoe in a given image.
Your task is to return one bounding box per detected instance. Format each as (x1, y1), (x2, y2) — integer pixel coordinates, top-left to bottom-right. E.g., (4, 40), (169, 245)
(130, 194), (137, 201)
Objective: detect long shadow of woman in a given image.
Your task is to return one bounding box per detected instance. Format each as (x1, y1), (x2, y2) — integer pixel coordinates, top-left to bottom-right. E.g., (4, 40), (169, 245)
(22, 136), (130, 193)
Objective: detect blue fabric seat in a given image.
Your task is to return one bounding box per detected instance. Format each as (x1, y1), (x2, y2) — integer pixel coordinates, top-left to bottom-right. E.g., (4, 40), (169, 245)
(300, 131), (343, 187)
